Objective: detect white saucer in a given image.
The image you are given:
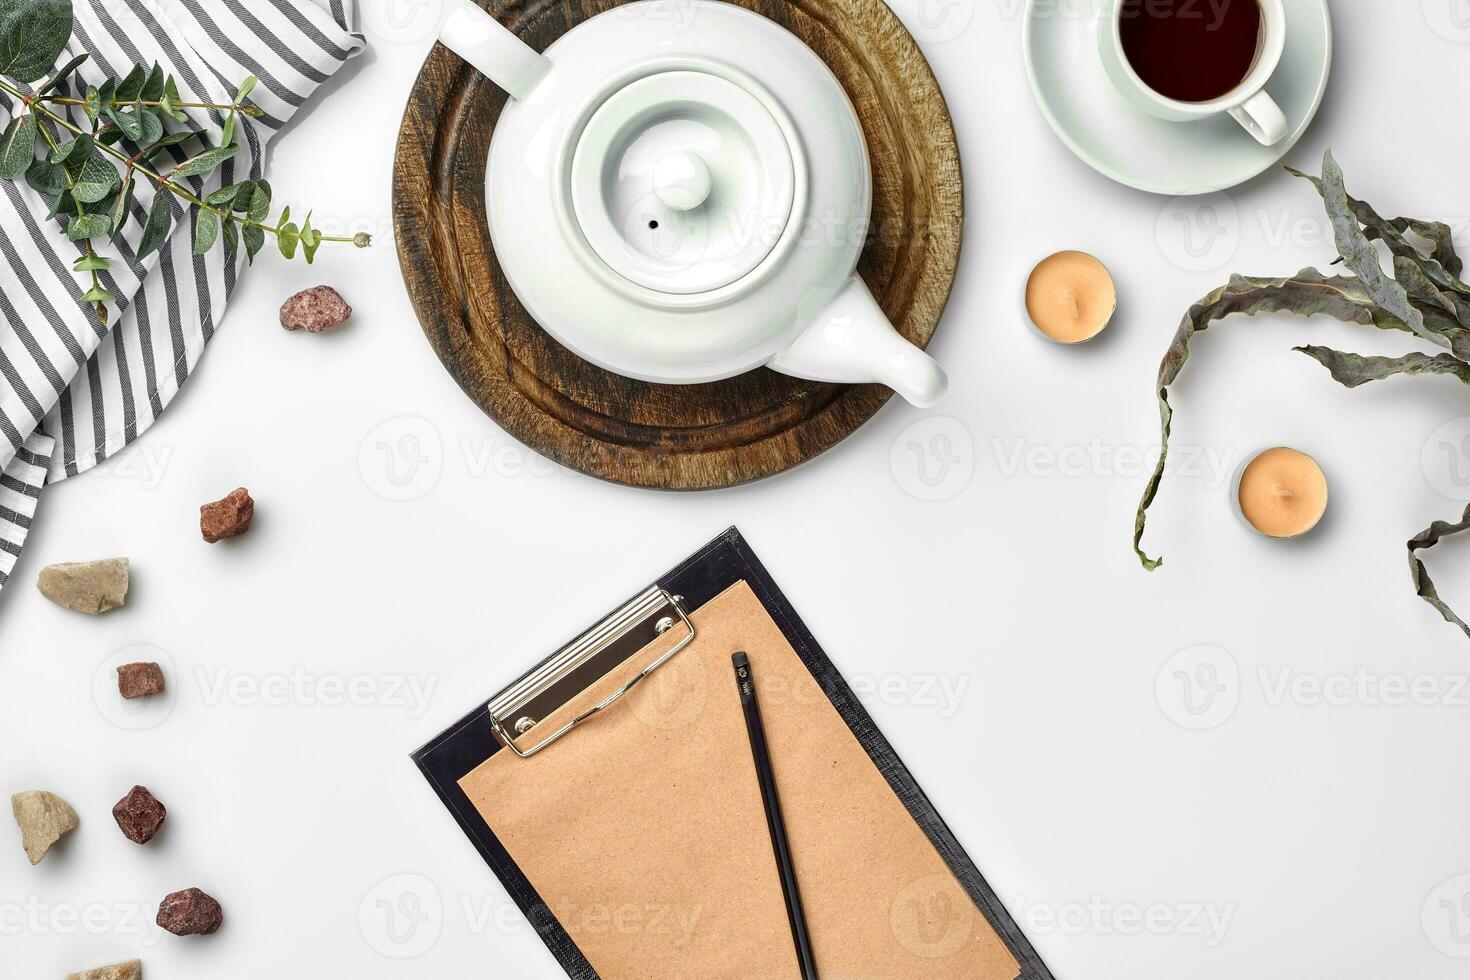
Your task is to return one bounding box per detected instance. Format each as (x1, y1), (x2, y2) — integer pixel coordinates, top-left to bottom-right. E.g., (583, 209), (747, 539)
(1023, 0), (1333, 196)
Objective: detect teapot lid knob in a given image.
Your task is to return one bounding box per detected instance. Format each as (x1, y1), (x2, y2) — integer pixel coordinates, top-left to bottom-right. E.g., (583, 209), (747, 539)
(651, 151), (713, 212)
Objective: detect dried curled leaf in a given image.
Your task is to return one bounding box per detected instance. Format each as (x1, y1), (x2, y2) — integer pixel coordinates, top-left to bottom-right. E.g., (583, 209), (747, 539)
(1294, 346), (1470, 388)
(1134, 269), (1411, 569)
(1408, 504), (1470, 640)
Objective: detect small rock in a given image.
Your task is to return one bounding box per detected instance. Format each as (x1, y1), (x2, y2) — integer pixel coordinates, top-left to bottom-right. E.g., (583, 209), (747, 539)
(112, 786), (166, 844)
(280, 285), (351, 332)
(66, 959), (142, 980)
(37, 558), (129, 614)
(200, 487), (254, 543)
(11, 790), (79, 865)
(157, 887), (223, 936)
(117, 662), (166, 700)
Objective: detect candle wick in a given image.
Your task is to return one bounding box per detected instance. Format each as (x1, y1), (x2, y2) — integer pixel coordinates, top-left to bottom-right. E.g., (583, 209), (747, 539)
(1064, 290), (1080, 320)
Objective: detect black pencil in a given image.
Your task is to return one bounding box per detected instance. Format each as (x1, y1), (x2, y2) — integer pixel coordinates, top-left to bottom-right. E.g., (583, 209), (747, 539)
(732, 651), (819, 980)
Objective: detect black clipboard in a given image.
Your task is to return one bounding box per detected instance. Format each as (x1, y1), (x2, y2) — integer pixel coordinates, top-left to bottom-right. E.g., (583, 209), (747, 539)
(412, 527), (1053, 979)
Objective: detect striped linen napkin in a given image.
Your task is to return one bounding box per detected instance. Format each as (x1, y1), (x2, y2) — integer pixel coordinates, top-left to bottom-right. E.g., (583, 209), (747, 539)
(0, 0), (364, 591)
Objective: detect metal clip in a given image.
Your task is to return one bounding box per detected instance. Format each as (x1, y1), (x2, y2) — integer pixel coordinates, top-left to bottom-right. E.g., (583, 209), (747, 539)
(487, 588), (695, 758)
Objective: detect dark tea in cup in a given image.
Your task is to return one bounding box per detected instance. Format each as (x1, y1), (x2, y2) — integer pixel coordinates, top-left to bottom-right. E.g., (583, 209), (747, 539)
(1119, 0), (1263, 103)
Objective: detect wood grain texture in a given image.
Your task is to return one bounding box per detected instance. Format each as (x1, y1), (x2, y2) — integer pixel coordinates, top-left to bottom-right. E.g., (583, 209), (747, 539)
(392, 0), (962, 490)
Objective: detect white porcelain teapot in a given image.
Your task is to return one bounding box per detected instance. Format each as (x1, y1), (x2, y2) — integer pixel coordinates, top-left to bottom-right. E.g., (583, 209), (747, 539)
(437, 0), (949, 407)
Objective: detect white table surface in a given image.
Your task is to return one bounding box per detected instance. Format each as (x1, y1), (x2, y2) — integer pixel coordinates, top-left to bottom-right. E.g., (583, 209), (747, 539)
(6, 0), (1470, 976)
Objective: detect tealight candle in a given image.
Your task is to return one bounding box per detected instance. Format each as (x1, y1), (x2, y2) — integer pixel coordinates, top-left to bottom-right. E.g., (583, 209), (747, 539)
(1025, 250), (1117, 344)
(1236, 447), (1329, 539)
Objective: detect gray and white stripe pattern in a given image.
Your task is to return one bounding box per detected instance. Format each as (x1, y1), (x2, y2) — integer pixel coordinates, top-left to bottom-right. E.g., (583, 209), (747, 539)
(0, 0), (363, 589)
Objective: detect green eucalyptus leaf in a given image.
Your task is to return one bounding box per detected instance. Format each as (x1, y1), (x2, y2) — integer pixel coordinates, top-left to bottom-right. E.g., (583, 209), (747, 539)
(68, 152), (119, 204)
(0, 0), (73, 83)
(246, 182), (270, 222)
(300, 211), (320, 263)
(97, 76), (115, 107)
(83, 84), (100, 119)
(193, 207), (219, 254)
(106, 104), (144, 141)
(278, 222), (299, 259)
(137, 191), (172, 259)
(65, 211), (111, 240)
(1133, 269), (1409, 570)
(1409, 504), (1470, 641)
(44, 187), (70, 218)
(242, 223), (264, 262)
(108, 174), (133, 232)
(221, 214), (238, 263)
(72, 251), (109, 271)
(143, 130), (195, 161)
(233, 75), (258, 103)
(159, 75), (187, 121)
(170, 143), (238, 179)
(37, 52), (88, 96)
(207, 181), (244, 206)
(141, 62), (165, 101)
(49, 133), (89, 164)
(24, 156), (64, 195)
(0, 113), (39, 181)
(220, 113), (236, 149)
(78, 282), (114, 304)
(137, 107), (163, 146)
(1294, 346), (1470, 388)
(114, 63), (145, 102)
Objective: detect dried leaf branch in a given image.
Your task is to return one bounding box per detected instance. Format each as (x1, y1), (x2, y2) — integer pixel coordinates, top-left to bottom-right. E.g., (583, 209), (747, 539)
(1136, 150), (1470, 641)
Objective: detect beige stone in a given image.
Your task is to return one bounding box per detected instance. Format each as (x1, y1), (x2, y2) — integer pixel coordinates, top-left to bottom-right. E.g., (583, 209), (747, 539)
(36, 558), (129, 614)
(11, 790), (79, 864)
(66, 960), (142, 980)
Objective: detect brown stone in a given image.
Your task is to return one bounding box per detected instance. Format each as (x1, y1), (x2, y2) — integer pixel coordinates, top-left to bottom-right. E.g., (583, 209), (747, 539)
(157, 887), (223, 936)
(200, 487), (254, 543)
(66, 959), (142, 980)
(279, 285), (351, 332)
(11, 790), (79, 865)
(37, 558), (129, 614)
(117, 662), (166, 700)
(112, 786), (166, 844)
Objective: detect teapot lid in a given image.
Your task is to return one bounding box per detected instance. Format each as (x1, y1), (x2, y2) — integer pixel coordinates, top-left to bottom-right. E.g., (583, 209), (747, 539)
(569, 68), (798, 296)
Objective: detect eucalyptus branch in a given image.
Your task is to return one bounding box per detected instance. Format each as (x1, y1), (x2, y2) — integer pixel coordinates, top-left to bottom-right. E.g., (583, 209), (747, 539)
(0, 0), (367, 311)
(40, 94), (265, 117)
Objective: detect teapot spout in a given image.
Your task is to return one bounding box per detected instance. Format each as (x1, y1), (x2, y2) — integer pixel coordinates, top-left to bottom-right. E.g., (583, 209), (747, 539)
(439, 0), (552, 101)
(768, 276), (948, 408)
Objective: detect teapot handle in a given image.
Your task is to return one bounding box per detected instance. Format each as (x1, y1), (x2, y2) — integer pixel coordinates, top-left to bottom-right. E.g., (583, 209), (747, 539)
(439, 0), (551, 100)
(768, 276), (948, 408)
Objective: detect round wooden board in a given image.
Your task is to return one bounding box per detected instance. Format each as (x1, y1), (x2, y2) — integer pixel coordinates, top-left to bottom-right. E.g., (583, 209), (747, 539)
(393, 0), (962, 490)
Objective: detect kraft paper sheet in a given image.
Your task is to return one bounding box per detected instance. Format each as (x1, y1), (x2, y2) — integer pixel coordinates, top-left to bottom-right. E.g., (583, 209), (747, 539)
(459, 580), (1019, 979)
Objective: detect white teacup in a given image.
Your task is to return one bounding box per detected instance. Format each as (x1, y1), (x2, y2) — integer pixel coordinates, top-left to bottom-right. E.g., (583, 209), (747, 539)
(1097, 0), (1288, 146)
